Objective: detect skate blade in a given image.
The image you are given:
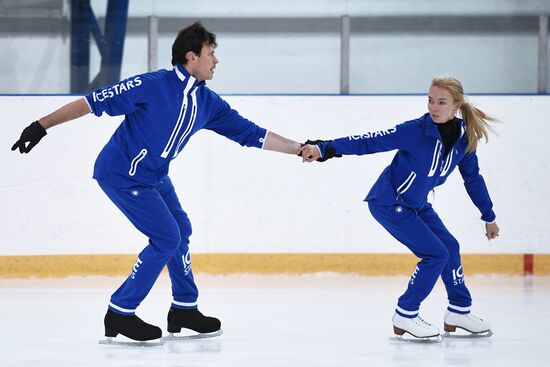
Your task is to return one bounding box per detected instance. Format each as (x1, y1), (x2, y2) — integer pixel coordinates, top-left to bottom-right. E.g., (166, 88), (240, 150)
(389, 334), (443, 343)
(443, 330), (493, 339)
(99, 336), (165, 347)
(163, 329), (223, 341)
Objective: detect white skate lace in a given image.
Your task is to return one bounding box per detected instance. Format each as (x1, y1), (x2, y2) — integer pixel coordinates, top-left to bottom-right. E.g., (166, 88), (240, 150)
(415, 316), (434, 329)
(467, 314), (483, 323)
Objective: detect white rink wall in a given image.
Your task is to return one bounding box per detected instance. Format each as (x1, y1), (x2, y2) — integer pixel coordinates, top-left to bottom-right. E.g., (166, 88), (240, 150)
(1, 95), (548, 255)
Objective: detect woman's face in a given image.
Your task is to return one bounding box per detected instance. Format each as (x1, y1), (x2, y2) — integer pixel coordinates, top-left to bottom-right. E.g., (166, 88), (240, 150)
(427, 85), (460, 124)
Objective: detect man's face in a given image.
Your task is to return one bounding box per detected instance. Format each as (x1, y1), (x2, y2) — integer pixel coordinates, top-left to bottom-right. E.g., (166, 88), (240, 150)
(187, 43), (218, 81)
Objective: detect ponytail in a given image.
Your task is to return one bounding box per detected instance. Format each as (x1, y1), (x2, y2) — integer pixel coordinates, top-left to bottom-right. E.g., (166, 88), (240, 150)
(459, 100), (497, 153)
(431, 76), (497, 153)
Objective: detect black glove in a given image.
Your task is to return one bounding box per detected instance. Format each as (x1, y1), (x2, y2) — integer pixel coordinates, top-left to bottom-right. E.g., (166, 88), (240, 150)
(303, 139), (342, 162)
(11, 121), (47, 154)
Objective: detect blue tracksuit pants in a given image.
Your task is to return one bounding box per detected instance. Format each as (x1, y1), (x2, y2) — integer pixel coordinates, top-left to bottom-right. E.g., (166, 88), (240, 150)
(368, 200), (472, 317)
(98, 176), (199, 315)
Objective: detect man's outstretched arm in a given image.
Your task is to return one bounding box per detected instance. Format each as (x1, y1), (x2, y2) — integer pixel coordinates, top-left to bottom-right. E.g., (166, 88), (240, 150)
(38, 97), (91, 129)
(11, 98), (91, 153)
(262, 131), (301, 155)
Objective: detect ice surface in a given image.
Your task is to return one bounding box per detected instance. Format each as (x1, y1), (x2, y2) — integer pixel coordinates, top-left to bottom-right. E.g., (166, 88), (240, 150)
(1, 273), (548, 367)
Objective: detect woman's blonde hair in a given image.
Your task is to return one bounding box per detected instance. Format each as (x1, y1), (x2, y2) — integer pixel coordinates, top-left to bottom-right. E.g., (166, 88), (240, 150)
(431, 76), (496, 153)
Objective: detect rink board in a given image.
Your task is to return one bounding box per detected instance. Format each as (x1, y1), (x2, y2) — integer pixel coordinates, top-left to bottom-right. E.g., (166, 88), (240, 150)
(0, 253), (548, 278)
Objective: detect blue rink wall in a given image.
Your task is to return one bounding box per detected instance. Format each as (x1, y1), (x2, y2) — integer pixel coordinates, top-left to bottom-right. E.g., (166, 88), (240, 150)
(1, 95), (549, 276)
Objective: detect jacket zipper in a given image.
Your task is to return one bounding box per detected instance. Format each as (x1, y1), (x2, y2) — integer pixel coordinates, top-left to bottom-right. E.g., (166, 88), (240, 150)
(439, 123), (465, 175)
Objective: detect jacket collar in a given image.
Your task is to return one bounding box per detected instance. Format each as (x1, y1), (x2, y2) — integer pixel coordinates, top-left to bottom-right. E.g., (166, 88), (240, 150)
(174, 64), (205, 88)
(423, 113), (441, 139)
(423, 113), (465, 140)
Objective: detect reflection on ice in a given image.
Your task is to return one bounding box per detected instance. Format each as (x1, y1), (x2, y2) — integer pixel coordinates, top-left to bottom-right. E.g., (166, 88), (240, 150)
(1, 274), (548, 367)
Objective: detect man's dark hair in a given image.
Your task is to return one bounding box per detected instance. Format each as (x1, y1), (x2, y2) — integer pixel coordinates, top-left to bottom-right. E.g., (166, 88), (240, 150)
(171, 21), (217, 66)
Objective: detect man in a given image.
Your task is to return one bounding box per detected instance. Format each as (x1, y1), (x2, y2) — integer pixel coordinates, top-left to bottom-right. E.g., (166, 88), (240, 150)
(12, 21), (301, 343)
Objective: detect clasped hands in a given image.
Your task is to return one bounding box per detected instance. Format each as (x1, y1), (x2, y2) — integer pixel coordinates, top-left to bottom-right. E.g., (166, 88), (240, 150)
(298, 139), (341, 162)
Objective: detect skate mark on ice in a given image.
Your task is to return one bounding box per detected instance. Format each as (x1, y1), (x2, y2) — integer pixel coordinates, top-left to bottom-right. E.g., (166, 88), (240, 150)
(443, 330), (493, 339)
(388, 335), (444, 344)
(163, 329), (223, 341)
(98, 336), (165, 347)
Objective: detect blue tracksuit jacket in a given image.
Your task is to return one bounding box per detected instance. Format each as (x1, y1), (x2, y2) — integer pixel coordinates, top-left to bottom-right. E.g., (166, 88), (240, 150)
(85, 64), (267, 188)
(317, 113), (496, 222)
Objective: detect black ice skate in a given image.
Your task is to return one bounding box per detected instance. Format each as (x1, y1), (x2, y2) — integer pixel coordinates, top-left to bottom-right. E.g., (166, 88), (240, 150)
(164, 307), (223, 340)
(99, 309), (164, 346)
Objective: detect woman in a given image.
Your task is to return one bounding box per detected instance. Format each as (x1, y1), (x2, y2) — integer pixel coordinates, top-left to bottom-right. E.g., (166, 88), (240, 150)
(300, 76), (499, 340)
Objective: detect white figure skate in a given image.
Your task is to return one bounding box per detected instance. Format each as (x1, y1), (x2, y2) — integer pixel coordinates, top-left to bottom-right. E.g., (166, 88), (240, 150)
(443, 310), (493, 338)
(390, 313), (443, 343)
